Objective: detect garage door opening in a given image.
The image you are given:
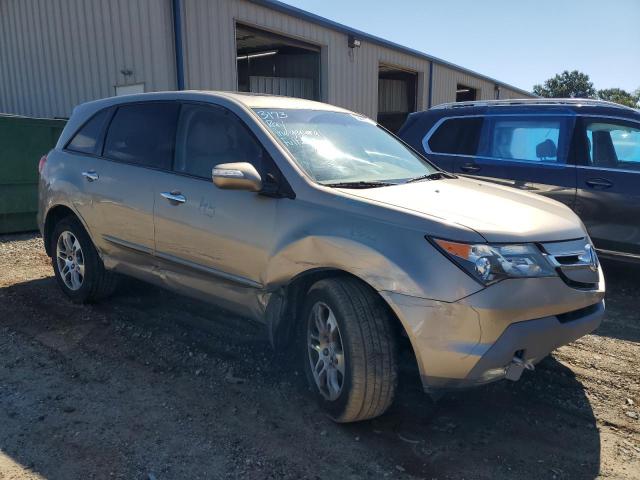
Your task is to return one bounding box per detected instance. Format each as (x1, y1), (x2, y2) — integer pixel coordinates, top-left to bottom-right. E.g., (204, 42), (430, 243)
(456, 84), (477, 102)
(377, 65), (417, 133)
(236, 24), (320, 100)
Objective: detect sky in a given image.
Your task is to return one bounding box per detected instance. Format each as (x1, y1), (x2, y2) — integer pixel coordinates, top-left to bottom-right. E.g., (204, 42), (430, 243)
(281, 0), (640, 93)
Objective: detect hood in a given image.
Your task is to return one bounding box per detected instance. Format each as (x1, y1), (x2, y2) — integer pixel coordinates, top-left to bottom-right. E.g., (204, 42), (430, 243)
(339, 177), (585, 243)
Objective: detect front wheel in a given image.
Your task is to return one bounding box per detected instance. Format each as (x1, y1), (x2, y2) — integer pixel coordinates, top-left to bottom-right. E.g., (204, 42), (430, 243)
(302, 278), (398, 423)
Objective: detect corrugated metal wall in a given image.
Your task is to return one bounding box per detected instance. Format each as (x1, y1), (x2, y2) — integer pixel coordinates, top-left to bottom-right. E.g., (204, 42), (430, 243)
(0, 0), (176, 118)
(249, 76), (315, 99)
(499, 87), (529, 100)
(431, 63), (497, 106)
(180, 0), (430, 119)
(0, 0), (532, 119)
(430, 64), (532, 106)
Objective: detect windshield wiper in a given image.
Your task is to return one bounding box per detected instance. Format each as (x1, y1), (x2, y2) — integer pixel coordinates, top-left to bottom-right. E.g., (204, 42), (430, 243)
(404, 171), (457, 183)
(323, 180), (396, 189)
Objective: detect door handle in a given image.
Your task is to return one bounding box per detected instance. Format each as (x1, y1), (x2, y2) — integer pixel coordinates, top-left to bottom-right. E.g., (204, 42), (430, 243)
(585, 178), (613, 190)
(82, 171), (99, 182)
(460, 163), (481, 173)
(161, 191), (186, 204)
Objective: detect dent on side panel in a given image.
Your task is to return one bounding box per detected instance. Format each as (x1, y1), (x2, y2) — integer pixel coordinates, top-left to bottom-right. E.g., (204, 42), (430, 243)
(263, 234), (421, 295)
(261, 199), (484, 302)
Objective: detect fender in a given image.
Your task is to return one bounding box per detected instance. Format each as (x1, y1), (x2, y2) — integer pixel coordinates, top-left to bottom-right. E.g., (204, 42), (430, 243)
(261, 234), (425, 350)
(262, 234), (423, 296)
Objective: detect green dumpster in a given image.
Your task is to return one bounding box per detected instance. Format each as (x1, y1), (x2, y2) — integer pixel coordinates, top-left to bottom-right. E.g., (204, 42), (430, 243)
(0, 114), (66, 234)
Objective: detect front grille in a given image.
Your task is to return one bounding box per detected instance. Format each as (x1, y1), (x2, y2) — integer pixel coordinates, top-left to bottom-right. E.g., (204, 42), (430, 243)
(539, 238), (600, 289)
(557, 302), (602, 323)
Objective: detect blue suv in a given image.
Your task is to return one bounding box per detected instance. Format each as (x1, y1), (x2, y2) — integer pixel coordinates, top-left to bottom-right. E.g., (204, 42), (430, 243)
(398, 99), (640, 263)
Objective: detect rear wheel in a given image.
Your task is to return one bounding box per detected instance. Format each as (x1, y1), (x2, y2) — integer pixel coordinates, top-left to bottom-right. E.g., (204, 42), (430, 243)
(51, 216), (117, 303)
(302, 277), (398, 423)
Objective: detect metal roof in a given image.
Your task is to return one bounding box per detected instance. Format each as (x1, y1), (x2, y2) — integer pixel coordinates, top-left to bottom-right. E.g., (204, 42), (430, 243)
(432, 98), (638, 112)
(74, 90), (352, 113)
(247, 0), (535, 98)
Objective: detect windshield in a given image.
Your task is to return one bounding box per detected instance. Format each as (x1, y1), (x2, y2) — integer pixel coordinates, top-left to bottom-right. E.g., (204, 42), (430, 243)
(253, 109), (438, 185)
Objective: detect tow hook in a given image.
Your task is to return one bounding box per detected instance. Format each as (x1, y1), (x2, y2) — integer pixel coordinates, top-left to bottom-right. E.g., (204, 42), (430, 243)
(504, 356), (535, 382)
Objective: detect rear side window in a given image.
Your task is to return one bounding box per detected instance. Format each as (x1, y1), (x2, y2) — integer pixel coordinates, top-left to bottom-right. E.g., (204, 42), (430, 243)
(174, 104), (266, 179)
(485, 118), (563, 162)
(426, 117), (483, 155)
(66, 108), (111, 155)
(586, 120), (640, 171)
(103, 103), (180, 169)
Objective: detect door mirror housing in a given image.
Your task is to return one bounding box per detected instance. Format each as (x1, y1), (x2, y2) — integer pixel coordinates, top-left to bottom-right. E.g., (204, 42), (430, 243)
(212, 162), (262, 192)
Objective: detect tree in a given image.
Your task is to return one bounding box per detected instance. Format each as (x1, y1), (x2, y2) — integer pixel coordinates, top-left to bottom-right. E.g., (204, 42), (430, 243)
(597, 87), (640, 108)
(533, 70), (596, 98)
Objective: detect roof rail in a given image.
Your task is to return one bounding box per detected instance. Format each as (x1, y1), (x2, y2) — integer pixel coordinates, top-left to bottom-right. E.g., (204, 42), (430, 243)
(431, 98), (638, 111)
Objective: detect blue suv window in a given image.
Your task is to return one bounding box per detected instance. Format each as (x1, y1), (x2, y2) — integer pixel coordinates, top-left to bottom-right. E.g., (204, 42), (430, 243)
(425, 117), (482, 155)
(424, 114), (574, 165)
(484, 118), (562, 163)
(586, 121), (640, 171)
(473, 115), (575, 164)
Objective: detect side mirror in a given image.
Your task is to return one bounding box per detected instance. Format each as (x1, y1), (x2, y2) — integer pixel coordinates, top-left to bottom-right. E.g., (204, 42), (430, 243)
(212, 162), (262, 192)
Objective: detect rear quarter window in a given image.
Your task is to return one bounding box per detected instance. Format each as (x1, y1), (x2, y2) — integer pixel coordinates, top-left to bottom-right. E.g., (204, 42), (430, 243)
(66, 108), (111, 155)
(425, 117), (483, 155)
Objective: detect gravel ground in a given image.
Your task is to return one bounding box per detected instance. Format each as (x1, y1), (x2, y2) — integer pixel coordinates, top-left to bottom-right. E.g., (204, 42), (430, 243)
(0, 233), (638, 480)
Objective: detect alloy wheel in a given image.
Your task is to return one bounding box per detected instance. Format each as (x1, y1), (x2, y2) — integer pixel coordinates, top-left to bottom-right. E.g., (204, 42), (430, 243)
(56, 231), (85, 291)
(307, 301), (346, 401)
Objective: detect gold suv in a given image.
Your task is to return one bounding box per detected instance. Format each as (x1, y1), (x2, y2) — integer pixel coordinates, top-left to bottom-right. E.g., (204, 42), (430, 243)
(39, 92), (605, 422)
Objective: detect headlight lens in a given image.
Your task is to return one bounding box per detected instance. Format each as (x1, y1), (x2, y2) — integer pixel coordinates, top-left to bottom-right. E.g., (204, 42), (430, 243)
(431, 238), (556, 285)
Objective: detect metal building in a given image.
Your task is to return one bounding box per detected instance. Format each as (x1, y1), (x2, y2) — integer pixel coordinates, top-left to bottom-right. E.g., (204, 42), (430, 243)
(0, 0), (534, 131)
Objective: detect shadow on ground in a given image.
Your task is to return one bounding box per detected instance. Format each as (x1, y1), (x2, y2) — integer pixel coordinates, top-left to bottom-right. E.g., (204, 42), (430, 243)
(0, 275), (601, 479)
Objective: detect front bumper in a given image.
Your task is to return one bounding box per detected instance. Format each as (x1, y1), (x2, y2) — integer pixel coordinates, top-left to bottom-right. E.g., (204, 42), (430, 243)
(380, 269), (605, 390)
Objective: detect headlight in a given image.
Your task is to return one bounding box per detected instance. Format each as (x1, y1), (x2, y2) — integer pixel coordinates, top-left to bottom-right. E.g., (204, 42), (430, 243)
(430, 238), (556, 285)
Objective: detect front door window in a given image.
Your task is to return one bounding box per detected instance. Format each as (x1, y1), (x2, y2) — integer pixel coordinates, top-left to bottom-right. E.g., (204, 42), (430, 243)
(586, 121), (640, 171)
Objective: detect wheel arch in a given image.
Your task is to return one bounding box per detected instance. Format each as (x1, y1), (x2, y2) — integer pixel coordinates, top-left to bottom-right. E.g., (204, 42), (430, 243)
(265, 267), (419, 370)
(43, 204), (90, 256)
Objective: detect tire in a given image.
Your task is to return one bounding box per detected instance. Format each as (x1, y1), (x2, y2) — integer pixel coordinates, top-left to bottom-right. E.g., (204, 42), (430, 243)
(301, 277), (398, 423)
(50, 216), (117, 303)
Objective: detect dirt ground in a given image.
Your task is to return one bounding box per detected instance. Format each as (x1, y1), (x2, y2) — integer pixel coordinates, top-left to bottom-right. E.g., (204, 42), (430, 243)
(0, 233), (638, 480)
